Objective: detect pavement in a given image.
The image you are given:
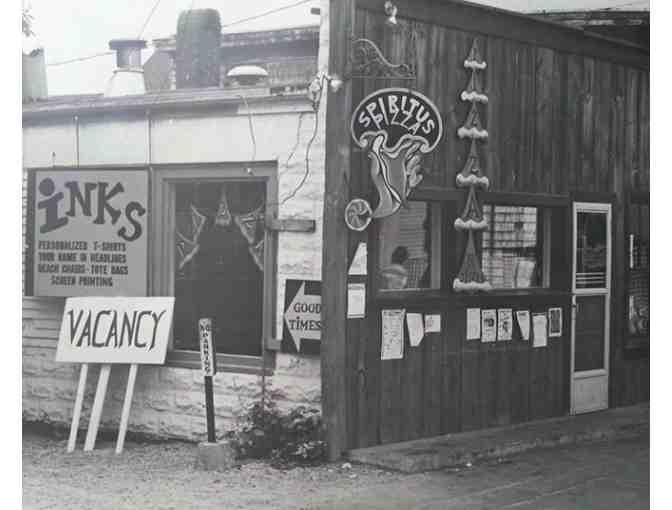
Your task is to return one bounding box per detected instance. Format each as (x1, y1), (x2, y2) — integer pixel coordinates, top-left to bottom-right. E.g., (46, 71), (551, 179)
(22, 405), (650, 509)
(348, 404), (649, 473)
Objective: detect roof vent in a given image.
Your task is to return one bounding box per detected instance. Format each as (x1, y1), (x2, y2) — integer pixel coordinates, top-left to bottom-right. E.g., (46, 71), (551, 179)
(226, 65), (269, 87)
(104, 39), (147, 97)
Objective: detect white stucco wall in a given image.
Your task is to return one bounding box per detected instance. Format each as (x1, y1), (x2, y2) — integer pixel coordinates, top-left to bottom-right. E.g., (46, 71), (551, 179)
(22, 1), (330, 441)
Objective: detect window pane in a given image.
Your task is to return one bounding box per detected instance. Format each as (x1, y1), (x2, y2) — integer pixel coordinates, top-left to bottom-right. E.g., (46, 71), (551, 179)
(575, 211), (607, 289)
(377, 202), (440, 290)
(173, 181), (265, 356)
(481, 205), (544, 289)
(627, 203), (649, 336)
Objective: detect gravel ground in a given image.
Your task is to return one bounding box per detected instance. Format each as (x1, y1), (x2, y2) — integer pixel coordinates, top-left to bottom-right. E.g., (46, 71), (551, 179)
(22, 429), (410, 510)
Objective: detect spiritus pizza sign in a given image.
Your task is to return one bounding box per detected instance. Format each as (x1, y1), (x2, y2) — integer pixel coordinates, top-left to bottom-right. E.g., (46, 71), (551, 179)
(32, 170), (148, 297)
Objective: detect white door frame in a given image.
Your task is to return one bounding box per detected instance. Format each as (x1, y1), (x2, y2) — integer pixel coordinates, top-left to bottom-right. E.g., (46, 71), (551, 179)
(570, 201), (612, 414)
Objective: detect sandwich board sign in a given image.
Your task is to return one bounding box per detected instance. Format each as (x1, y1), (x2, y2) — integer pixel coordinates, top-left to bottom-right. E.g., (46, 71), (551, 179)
(282, 279), (321, 355)
(56, 296), (174, 454)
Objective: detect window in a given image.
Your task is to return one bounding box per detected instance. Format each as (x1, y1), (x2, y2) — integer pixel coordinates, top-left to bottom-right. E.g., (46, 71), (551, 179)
(173, 181), (265, 356)
(376, 201), (442, 291)
(152, 165), (277, 361)
(626, 200), (649, 339)
(481, 205), (551, 289)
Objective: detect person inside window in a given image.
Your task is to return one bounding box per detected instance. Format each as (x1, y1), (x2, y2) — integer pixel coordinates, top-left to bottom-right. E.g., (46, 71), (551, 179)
(380, 246), (410, 290)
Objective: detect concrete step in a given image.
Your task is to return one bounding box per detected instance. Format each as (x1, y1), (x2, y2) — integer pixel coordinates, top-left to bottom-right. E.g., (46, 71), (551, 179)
(346, 404), (649, 473)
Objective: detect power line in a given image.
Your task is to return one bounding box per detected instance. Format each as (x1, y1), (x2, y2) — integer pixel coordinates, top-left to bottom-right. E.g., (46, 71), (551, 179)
(137, 0), (165, 39)
(47, 51), (114, 67)
(221, 0), (315, 29)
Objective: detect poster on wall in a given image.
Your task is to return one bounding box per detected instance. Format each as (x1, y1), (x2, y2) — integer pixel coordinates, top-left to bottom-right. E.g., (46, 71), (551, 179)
(497, 309), (513, 341)
(56, 297), (174, 364)
(532, 313), (548, 348)
(32, 170), (149, 297)
(282, 279), (322, 355)
(406, 312), (424, 347)
(516, 310), (531, 341)
(466, 308), (481, 340)
(381, 309), (405, 360)
(481, 309), (496, 343)
(548, 307), (563, 338)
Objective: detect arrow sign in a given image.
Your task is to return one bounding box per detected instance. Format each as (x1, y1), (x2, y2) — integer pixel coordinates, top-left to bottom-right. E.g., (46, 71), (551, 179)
(283, 281), (322, 352)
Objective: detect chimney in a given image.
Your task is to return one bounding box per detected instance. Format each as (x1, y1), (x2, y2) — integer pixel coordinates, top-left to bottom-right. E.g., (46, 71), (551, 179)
(175, 9), (222, 88)
(104, 39), (147, 97)
(22, 48), (48, 102)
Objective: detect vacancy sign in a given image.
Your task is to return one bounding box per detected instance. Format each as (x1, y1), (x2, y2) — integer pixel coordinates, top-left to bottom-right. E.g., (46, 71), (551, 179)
(283, 280), (321, 354)
(56, 297), (175, 364)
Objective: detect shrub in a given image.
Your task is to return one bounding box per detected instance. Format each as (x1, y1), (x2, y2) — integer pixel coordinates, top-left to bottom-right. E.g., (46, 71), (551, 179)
(227, 388), (326, 466)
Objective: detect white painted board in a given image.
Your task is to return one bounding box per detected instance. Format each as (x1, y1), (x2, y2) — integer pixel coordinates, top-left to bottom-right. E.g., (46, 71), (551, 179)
(56, 297), (174, 364)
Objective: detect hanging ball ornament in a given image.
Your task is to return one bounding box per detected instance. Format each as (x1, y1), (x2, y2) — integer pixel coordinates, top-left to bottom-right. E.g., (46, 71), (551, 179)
(344, 198), (373, 232)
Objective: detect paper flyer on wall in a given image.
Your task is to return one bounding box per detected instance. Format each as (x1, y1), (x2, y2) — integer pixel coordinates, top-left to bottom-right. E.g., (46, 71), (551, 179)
(406, 313), (425, 347)
(481, 309), (496, 343)
(516, 310), (531, 341)
(497, 309), (513, 341)
(347, 283), (366, 318)
(425, 314), (441, 333)
(466, 308), (481, 340)
(348, 242), (368, 276)
(381, 309), (405, 360)
(548, 307), (562, 337)
(532, 313), (548, 348)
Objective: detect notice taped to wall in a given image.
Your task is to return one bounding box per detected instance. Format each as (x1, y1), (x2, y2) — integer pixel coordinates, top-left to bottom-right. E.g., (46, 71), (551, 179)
(532, 313), (548, 348)
(33, 170), (149, 297)
(466, 308), (481, 340)
(406, 313), (424, 347)
(481, 309), (496, 343)
(497, 309), (513, 341)
(347, 283), (366, 318)
(381, 309), (405, 360)
(425, 314), (441, 333)
(516, 310), (531, 341)
(548, 307), (563, 337)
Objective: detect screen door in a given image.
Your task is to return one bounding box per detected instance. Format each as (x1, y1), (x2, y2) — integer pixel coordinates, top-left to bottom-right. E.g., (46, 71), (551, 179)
(571, 202), (611, 414)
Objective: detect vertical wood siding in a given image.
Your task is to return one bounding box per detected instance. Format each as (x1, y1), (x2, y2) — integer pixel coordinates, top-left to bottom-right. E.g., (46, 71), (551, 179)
(344, 8), (648, 449)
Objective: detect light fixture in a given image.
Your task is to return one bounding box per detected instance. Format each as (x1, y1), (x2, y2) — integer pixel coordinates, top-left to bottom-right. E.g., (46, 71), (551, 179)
(384, 1), (398, 28)
(226, 65), (269, 86)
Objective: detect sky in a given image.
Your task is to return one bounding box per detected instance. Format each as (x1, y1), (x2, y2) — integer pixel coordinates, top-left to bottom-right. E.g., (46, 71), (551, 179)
(22, 0), (650, 96)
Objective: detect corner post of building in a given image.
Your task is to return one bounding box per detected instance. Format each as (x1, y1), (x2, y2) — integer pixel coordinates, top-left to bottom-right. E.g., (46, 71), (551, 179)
(322, 0), (355, 461)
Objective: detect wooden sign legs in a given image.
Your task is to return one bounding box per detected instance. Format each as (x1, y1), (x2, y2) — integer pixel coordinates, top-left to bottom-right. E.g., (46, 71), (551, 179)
(115, 364), (138, 454)
(66, 363), (139, 454)
(67, 363), (89, 453)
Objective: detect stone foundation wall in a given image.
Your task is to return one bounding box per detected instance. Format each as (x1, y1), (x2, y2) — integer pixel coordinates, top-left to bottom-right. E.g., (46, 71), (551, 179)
(23, 344), (321, 441)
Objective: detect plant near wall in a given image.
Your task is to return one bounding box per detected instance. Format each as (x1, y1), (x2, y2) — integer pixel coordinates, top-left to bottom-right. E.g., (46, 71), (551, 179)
(227, 378), (326, 466)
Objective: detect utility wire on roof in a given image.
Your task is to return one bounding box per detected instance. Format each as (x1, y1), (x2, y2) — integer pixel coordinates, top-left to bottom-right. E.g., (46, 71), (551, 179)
(221, 0), (315, 29)
(137, 0), (165, 39)
(47, 51), (115, 67)
(45, 0), (316, 68)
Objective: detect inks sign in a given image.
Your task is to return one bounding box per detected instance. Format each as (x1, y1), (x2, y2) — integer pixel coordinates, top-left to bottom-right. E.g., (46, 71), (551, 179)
(33, 170), (148, 297)
(56, 297), (175, 364)
(349, 89), (443, 224)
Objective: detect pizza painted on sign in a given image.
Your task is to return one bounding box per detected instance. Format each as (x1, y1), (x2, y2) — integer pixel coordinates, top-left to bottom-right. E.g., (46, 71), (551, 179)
(347, 88), (443, 229)
(33, 170), (149, 297)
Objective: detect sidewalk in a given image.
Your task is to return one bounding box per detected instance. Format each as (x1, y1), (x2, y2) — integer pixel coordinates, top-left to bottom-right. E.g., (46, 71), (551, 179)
(347, 404), (649, 473)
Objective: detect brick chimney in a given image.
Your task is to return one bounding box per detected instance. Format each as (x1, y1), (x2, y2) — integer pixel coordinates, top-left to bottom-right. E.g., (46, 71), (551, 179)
(175, 9), (222, 88)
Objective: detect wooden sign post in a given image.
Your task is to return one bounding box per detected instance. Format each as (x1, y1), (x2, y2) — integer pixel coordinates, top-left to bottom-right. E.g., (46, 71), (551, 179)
(57, 297), (175, 453)
(198, 318), (217, 443)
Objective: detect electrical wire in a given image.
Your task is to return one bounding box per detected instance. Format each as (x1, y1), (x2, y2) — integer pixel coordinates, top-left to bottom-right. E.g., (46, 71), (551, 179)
(137, 0), (165, 39)
(279, 112), (307, 177)
(221, 0), (315, 29)
(47, 51), (115, 67)
(236, 94), (258, 166)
